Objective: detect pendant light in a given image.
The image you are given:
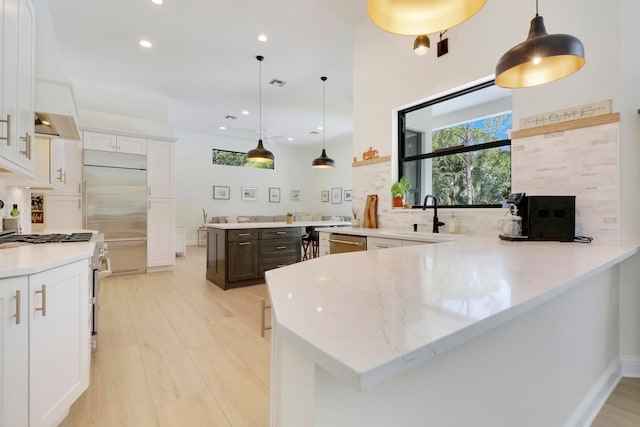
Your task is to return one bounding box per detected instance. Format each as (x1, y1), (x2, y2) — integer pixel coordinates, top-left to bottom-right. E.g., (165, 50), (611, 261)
(368, 0), (487, 35)
(413, 35), (430, 56)
(312, 76), (335, 169)
(495, 0), (585, 88)
(246, 55), (275, 163)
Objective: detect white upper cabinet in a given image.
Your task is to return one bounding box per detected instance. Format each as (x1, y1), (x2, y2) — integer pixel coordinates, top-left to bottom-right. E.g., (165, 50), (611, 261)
(0, 0), (35, 176)
(83, 131), (147, 155)
(147, 139), (175, 198)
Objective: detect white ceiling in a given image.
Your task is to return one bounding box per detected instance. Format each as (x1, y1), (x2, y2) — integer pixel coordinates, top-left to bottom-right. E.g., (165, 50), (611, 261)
(45, 0), (369, 147)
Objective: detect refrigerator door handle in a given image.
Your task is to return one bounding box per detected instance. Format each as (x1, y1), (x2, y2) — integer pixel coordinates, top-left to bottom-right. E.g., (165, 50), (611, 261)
(104, 237), (148, 243)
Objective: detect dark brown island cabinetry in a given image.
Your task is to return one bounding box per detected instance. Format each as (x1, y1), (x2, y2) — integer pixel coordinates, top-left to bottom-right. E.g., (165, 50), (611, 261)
(206, 227), (301, 289)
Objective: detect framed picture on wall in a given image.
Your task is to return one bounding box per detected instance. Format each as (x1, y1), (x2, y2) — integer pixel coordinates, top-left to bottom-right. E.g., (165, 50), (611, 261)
(290, 190), (301, 201)
(269, 187), (280, 203)
(344, 190), (353, 201)
(321, 190), (329, 202)
(331, 187), (342, 204)
(213, 185), (230, 200)
(241, 186), (257, 201)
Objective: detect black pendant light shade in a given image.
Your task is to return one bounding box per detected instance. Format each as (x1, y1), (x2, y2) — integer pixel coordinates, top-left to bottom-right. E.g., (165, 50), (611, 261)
(495, 6), (585, 88)
(247, 55), (275, 163)
(312, 76), (335, 169)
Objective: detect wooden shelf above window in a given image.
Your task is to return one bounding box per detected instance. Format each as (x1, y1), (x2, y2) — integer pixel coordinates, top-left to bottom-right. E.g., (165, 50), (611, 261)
(511, 113), (620, 139)
(352, 155), (391, 167)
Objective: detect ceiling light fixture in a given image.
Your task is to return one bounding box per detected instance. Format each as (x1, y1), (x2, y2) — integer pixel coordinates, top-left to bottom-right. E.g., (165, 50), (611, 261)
(139, 39), (152, 48)
(150, 0), (164, 5)
(246, 55), (275, 163)
(368, 0), (487, 35)
(257, 34), (268, 42)
(242, 110), (249, 115)
(495, 0), (585, 88)
(312, 76), (335, 169)
(413, 35), (430, 56)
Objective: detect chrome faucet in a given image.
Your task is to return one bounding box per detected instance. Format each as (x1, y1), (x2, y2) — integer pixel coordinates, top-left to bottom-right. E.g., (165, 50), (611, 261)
(422, 194), (445, 233)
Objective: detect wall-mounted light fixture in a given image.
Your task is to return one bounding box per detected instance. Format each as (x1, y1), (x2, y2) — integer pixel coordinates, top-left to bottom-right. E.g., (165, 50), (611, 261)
(413, 35), (430, 56)
(368, 0), (486, 35)
(247, 55), (275, 163)
(495, 0), (585, 88)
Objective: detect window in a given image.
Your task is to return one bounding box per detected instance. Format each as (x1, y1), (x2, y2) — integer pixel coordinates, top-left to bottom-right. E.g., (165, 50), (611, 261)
(212, 148), (274, 169)
(398, 80), (512, 208)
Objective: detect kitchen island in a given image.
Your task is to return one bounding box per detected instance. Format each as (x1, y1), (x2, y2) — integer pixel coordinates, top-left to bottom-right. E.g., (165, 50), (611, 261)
(1, 241), (95, 427)
(205, 221), (348, 289)
(265, 234), (639, 427)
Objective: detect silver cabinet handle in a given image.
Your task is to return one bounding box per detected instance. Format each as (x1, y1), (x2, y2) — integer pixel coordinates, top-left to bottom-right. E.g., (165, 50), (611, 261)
(276, 231), (287, 235)
(275, 246), (287, 250)
(148, 185), (151, 196)
(0, 114), (11, 144)
(238, 233), (252, 237)
(56, 167), (64, 182)
(15, 290), (21, 325)
(19, 132), (31, 159)
(261, 298), (272, 337)
(238, 242), (251, 246)
(375, 245), (389, 249)
(35, 285), (47, 317)
(328, 239), (365, 246)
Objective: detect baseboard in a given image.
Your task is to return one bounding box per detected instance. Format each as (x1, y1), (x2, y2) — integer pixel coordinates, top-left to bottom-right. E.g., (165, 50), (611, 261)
(146, 265), (176, 273)
(621, 355), (640, 377)
(564, 358), (621, 427)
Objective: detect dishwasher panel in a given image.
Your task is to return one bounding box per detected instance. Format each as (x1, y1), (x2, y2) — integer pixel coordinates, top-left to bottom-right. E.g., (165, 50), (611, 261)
(329, 234), (367, 254)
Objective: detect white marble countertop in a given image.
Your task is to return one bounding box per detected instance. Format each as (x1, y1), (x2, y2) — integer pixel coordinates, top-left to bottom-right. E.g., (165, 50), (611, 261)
(206, 220), (350, 230)
(265, 235), (639, 391)
(314, 226), (455, 243)
(0, 242), (95, 278)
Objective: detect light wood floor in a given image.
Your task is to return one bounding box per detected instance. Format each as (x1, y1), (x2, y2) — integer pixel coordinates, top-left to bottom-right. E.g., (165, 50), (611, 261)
(60, 245), (271, 427)
(59, 245), (640, 426)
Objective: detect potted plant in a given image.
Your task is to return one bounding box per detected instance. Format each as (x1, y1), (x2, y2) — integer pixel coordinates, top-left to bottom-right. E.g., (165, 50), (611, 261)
(286, 212), (293, 224)
(391, 176), (410, 207)
(351, 208), (360, 228)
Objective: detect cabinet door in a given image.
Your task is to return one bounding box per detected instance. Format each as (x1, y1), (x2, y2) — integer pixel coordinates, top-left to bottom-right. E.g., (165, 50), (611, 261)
(83, 131), (116, 152)
(0, 277), (29, 427)
(227, 240), (259, 282)
(117, 135), (147, 155)
(44, 194), (82, 230)
(206, 228), (226, 285)
(15, 0), (34, 172)
(60, 138), (82, 194)
(29, 260), (90, 427)
(147, 139), (175, 198)
(148, 198), (176, 267)
(367, 237), (403, 250)
(49, 137), (66, 187)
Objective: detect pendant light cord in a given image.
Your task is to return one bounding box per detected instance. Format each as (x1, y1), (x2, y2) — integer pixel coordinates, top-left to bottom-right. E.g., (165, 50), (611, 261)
(535, 0), (539, 17)
(322, 77), (326, 150)
(257, 55), (264, 141)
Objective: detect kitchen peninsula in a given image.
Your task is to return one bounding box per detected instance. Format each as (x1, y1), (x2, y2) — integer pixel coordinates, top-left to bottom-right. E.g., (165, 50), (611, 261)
(265, 235), (639, 427)
(205, 220), (348, 289)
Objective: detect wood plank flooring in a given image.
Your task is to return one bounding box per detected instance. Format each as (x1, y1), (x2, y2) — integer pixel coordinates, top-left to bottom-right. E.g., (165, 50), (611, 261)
(60, 245), (271, 427)
(59, 245), (640, 426)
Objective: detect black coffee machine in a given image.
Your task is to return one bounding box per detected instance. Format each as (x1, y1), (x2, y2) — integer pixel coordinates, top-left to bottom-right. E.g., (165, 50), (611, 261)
(500, 193), (576, 242)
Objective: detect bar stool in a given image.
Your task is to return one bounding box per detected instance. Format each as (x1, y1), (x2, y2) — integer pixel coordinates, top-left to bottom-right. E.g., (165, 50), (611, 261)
(302, 227), (319, 260)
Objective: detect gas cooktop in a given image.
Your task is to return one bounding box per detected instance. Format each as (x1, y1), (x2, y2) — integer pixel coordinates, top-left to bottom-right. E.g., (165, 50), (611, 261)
(0, 232), (94, 244)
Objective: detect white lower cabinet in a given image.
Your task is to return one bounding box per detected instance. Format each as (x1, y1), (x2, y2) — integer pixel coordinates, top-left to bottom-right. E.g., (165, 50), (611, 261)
(0, 277), (29, 427)
(148, 198), (176, 268)
(44, 194), (82, 230)
(0, 259), (89, 427)
(318, 232), (330, 257)
(367, 237), (403, 250)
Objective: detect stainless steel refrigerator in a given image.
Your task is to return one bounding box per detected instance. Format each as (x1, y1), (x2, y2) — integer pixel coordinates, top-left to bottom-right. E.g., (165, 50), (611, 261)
(83, 149), (147, 274)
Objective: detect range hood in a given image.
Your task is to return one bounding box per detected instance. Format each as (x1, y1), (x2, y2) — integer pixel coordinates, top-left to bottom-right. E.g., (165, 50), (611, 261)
(34, 78), (81, 141)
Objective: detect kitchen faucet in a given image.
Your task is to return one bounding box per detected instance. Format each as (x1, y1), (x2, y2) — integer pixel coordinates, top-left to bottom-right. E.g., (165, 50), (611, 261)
(422, 195), (445, 233)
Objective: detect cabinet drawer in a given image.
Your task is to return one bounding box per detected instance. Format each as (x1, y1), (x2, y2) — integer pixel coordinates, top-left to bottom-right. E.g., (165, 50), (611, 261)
(260, 228), (301, 239)
(260, 238), (300, 258)
(367, 237), (403, 250)
(259, 255), (299, 276)
(227, 229), (258, 241)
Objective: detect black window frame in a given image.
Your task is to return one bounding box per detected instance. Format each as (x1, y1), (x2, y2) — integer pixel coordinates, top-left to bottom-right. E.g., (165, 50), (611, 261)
(397, 79), (511, 209)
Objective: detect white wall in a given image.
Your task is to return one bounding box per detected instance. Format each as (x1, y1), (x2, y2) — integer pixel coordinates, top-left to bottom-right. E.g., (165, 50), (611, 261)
(175, 131), (353, 243)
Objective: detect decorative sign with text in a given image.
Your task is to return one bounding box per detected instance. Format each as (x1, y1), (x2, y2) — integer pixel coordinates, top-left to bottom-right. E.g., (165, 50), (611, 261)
(31, 193), (44, 224)
(520, 100), (612, 130)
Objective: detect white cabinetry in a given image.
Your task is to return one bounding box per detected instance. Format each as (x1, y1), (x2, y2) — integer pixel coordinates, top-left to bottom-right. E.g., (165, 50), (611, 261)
(0, 0), (35, 176)
(44, 194), (82, 230)
(83, 131), (147, 155)
(29, 260), (90, 427)
(0, 259), (89, 427)
(148, 198), (176, 268)
(147, 139), (176, 269)
(147, 139), (175, 198)
(318, 232), (330, 257)
(367, 237), (403, 250)
(0, 277), (29, 427)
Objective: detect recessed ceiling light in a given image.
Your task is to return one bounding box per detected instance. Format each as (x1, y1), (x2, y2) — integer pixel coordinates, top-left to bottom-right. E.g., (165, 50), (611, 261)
(257, 34), (268, 42)
(242, 110), (249, 115)
(287, 137), (294, 141)
(219, 126), (227, 130)
(317, 126), (323, 131)
(139, 40), (153, 48)
(150, 0), (164, 5)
